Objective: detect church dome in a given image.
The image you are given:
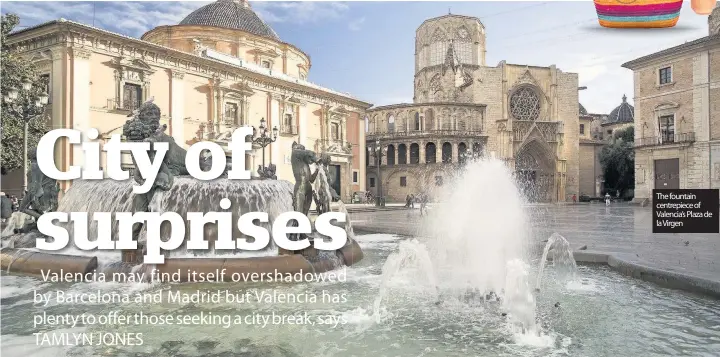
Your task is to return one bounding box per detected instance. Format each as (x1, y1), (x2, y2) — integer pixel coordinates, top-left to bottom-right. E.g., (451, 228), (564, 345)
(604, 94), (634, 125)
(179, 0), (279, 40)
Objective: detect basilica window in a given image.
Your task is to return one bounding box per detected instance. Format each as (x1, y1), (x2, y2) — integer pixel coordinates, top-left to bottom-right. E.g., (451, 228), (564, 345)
(331, 122), (340, 141)
(509, 86), (541, 121)
(123, 83), (142, 111)
(224, 102), (239, 125)
(281, 103), (296, 135)
(659, 66), (672, 85)
(579, 124), (585, 135)
(413, 112), (421, 131)
(261, 60), (271, 69)
(39, 74), (51, 101)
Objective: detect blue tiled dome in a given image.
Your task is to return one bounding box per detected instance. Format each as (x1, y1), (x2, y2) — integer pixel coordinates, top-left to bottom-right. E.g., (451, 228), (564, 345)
(179, 0), (279, 40)
(604, 94), (634, 125)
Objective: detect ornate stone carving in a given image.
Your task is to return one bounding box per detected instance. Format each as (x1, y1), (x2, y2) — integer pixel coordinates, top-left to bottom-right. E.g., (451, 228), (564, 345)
(170, 70), (185, 80)
(510, 86), (540, 121)
(72, 47), (92, 60)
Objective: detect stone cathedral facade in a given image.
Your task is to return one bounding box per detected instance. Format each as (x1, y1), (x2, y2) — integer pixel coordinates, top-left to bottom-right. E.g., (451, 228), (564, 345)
(366, 14), (580, 202)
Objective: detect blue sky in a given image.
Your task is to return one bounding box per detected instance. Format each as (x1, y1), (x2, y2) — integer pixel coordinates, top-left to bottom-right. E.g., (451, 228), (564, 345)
(1, 1), (711, 113)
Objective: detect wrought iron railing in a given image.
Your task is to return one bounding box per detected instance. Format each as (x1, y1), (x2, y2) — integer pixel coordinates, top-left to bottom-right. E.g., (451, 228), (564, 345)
(280, 125), (297, 135)
(107, 98), (140, 112)
(367, 129), (485, 140)
(635, 132), (695, 147)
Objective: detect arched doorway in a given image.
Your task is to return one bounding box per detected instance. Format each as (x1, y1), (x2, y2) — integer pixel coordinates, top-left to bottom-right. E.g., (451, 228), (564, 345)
(442, 142), (452, 163)
(514, 140), (556, 202)
(426, 142), (436, 163)
(398, 144), (407, 165)
(387, 145), (395, 166)
(410, 143), (420, 164)
(458, 142), (467, 164)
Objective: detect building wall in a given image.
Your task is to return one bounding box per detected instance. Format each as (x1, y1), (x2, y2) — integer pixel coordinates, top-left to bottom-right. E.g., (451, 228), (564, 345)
(4, 22), (370, 199)
(629, 40), (720, 200)
(578, 143), (603, 197)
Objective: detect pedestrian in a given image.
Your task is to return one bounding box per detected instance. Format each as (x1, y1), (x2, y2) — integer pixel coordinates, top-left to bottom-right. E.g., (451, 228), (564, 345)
(410, 194), (415, 209)
(405, 194), (411, 208)
(604, 192), (611, 206)
(419, 193), (428, 216)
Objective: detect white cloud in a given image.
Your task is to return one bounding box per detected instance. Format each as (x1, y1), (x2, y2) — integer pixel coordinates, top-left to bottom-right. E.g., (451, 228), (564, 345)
(253, 2), (349, 25)
(348, 17), (365, 32)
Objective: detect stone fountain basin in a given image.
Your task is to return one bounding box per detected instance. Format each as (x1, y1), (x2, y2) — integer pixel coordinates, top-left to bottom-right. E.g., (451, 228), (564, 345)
(0, 240), (363, 282)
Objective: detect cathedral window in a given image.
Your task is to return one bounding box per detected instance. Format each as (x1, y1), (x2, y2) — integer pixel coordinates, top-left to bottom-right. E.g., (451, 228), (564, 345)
(123, 83), (142, 111)
(261, 60), (271, 69)
(509, 86), (541, 121)
(429, 29), (447, 66)
(388, 114), (395, 132)
(331, 122), (340, 141)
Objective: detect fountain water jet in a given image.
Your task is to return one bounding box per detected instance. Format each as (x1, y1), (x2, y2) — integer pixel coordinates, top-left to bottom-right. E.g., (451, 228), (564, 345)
(536, 233), (577, 291)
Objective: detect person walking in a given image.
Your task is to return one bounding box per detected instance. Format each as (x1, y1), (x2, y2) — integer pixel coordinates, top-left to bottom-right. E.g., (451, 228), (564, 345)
(419, 193), (428, 216)
(605, 192), (611, 206)
(572, 194), (577, 204)
(410, 194), (415, 209)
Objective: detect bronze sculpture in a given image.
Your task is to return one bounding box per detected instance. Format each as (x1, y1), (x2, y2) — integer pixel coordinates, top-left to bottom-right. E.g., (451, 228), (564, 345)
(290, 142), (320, 216)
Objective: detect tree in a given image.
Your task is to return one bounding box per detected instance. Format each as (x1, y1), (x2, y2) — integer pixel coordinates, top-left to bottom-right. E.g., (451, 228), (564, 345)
(599, 126), (635, 197)
(1, 13), (49, 175)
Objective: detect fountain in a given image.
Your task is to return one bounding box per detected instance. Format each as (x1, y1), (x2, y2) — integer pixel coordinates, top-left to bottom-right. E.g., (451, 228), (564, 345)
(536, 233), (577, 291)
(0, 100), (363, 281)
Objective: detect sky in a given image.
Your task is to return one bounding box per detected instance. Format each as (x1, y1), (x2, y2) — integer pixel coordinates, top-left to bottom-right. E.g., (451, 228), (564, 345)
(1, 1), (713, 114)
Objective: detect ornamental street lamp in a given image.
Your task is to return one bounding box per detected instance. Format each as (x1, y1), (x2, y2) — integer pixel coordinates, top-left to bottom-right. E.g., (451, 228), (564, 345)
(252, 117), (279, 170)
(367, 139), (387, 207)
(3, 78), (50, 192)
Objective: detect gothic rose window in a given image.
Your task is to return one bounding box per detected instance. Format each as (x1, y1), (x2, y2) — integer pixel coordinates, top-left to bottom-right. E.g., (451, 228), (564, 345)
(510, 87), (541, 121)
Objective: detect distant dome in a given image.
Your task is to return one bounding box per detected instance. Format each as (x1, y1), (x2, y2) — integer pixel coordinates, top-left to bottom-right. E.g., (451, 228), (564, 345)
(604, 94), (634, 125)
(179, 0), (279, 40)
(579, 103), (588, 115)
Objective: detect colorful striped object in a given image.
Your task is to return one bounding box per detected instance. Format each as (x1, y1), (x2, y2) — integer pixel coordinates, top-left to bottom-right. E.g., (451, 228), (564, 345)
(594, 0), (683, 28)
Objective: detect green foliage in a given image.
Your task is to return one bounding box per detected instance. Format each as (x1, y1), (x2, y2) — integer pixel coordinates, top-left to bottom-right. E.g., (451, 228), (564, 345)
(1, 13), (49, 175)
(600, 126), (635, 197)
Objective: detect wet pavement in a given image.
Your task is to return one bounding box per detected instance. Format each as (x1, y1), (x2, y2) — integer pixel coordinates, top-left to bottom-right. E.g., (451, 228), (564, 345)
(349, 203), (720, 285)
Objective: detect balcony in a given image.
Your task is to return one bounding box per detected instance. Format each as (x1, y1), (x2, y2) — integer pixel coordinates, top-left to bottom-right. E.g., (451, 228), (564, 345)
(280, 125), (298, 135)
(107, 98), (140, 112)
(635, 132), (695, 148)
(367, 129), (486, 140)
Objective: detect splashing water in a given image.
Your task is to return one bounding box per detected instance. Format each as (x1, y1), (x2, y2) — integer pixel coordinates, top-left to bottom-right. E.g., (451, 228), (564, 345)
(503, 259), (538, 335)
(373, 239), (438, 322)
(424, 157), (531, 294)
(536, 233), (577, 291)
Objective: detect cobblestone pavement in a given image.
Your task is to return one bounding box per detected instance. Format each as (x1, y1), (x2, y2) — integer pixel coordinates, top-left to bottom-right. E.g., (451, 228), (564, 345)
(349, 203), (720, 284)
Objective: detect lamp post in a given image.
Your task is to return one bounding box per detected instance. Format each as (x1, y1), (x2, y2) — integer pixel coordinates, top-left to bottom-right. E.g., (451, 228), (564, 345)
(2, 79), (50, 192)
(367, 139), (387, 207)
(252, 117), (279, 170)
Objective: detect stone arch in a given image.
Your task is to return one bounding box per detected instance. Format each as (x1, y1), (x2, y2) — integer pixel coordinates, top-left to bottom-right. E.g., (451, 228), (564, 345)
(425, 108), (435, 131)
(398, 143), (408, 164)
(370, 115), (378, 133)
(458, 142), (468, 164)
(410, 143), (420, 164)
(387, 144), (396, 166)
(442, 142), (452, 163)
(514, 138), (556, 202)
(425, 142), (437, 163)
(397, 112), (407, 132)
(387, 113), (395, 132)
(413, 112), (421, 131)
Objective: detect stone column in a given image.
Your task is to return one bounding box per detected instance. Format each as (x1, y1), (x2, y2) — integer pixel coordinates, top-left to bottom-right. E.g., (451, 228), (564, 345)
(419, 141), (426, 164)
(270, 95), (281, 166)
(452, 142), (459, 163)
(71, 47), (92, 172)
(170, 70), (185, 146)
(49, 48), (67, 186)
(359, 115), (367, 191)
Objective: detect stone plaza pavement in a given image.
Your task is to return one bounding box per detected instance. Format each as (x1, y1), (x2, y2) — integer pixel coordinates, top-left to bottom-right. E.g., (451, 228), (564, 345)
(348, 203), (720, 294)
